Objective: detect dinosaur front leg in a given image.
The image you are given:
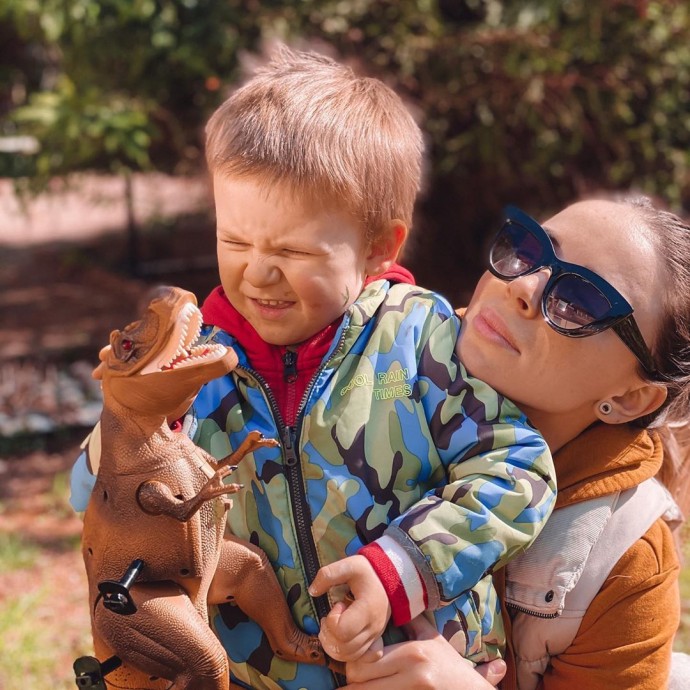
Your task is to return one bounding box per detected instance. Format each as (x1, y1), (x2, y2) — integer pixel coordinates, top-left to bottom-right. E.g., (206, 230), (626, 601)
(137, 468), (242, 522)
(92, 580), (230, 690)
(216, 430), (280, 469)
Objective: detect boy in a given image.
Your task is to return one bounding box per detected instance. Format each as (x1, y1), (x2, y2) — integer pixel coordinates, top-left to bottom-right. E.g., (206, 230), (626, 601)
(71, 46), (555, 689)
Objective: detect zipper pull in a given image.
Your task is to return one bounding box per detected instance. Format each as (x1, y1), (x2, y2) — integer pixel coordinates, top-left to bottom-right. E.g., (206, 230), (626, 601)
(283, 349), (298, 383)
(282, 426), (298, 466)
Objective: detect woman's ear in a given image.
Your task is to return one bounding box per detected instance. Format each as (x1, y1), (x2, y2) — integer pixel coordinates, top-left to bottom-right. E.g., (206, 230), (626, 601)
(595, 382), (668, 424)
(364, 220), (408, 275)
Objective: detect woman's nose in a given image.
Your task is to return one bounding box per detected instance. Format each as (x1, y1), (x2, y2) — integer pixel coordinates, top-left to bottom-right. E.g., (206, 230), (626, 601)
(506, 269), (550, 317)
(243, 252), (281, 286)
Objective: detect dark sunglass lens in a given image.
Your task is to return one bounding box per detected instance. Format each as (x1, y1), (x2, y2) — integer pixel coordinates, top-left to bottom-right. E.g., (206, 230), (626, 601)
(546, 274), (612, 330)
(490, 223), (543, 277)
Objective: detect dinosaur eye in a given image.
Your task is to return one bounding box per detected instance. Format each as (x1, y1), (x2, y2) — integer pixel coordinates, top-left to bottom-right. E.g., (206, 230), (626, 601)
(121, 338), (134, 352)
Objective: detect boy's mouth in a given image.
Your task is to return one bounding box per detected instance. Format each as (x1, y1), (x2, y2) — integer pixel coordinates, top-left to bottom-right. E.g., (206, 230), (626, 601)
(254, 298), (294, 309)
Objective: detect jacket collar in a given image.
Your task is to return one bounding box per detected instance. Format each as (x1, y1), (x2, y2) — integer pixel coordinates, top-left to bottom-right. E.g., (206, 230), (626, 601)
(199, 264), (416, 376)
(200, 286), (338, 376)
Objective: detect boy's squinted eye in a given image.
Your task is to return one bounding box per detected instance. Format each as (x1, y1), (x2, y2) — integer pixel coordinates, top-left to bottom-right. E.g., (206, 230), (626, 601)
(221, 239), (250, 249)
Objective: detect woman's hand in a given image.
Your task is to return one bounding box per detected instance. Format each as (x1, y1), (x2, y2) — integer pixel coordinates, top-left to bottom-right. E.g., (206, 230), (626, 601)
(343, 614), (506, 689)
(309, 555), (391, 661)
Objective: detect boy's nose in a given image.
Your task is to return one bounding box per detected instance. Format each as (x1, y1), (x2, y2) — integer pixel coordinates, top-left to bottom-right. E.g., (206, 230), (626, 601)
(243, 253), (281, 286)
(506, 269), (549, 318)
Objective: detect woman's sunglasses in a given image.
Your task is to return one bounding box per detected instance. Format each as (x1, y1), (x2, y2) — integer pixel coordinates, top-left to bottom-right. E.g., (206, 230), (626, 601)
(488, 205), (657, 376)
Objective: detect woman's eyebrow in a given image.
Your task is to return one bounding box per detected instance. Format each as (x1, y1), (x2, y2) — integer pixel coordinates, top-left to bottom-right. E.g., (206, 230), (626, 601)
(543, 225), (562, 252)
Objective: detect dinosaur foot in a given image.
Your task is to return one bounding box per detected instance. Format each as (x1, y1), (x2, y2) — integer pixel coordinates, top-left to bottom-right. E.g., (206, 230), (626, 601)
(273, 632), (326, 666)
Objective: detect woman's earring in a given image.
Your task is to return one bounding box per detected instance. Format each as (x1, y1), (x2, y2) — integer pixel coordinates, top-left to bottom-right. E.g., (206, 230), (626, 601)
(599, 401), (613, 415)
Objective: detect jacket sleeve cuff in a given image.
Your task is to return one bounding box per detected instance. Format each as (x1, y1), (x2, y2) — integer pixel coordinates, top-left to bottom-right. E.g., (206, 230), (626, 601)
(359, 534), (429, 626)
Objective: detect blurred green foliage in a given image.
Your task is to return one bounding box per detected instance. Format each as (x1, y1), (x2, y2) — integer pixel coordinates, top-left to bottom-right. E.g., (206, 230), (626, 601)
(1, 0), (689, 295)
(279, 0), (690, 292)
(0, 0), (258, 184)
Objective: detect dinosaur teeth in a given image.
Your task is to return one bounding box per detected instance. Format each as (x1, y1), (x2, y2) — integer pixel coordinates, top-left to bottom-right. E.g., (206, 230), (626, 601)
(181, 306), (202, 350)
(140, 302), (209, 375)
(165, 344), (227, 370)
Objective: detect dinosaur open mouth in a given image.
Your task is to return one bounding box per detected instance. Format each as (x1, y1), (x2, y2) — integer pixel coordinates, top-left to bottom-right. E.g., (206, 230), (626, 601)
(140, 302), (228, 375)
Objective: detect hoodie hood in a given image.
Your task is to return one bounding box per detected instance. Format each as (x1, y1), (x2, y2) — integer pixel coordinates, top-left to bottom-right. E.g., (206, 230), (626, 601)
(554, 423), (663, 508)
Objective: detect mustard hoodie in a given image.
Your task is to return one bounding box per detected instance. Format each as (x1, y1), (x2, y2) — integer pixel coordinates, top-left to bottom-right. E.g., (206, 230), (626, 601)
(500, 423), (681, 690)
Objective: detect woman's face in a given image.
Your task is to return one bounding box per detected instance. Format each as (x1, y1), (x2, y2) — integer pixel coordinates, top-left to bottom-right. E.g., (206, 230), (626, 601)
(457, 199), (666, 427)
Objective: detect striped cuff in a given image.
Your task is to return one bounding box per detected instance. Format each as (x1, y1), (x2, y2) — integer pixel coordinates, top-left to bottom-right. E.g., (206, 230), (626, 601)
(359, 534), (428, 626)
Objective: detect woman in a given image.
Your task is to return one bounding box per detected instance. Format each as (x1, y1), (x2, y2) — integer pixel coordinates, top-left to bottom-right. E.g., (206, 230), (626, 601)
(343, 195), (690, 689)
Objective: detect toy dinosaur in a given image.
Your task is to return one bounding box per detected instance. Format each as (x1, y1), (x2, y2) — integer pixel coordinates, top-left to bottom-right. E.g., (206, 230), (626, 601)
(75, 286), (325, 690)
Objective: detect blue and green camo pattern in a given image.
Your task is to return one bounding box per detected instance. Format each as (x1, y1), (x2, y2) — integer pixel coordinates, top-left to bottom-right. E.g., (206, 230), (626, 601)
(189, 280), (556, 689)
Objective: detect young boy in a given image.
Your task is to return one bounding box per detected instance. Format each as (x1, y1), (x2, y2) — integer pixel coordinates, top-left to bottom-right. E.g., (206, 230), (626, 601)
(71, 46), (555, 689)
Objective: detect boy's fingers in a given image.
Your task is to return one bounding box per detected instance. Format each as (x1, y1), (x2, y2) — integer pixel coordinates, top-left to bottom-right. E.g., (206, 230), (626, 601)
(330, 600), (349, 617)
(320, 617), (374, 661)
(319, 602), (346, 639)
(332, 598), (377, 639)
(309, 561), (349, 597)
(319, 604), (350, 655)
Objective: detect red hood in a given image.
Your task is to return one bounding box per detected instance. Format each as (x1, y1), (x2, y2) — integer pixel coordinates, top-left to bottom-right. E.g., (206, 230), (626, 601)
(201, 262), (415, 338)
(365, 263), (415, 286)
(200, 263), (414, 425)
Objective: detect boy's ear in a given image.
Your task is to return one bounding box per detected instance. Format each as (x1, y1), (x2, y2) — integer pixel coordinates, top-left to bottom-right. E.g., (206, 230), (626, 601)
(596, 382), (668, 424)
(364, 220), (408, 275)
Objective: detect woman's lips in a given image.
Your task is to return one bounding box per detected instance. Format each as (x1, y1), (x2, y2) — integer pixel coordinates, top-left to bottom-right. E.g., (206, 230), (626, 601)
(473, 309), (520, 353)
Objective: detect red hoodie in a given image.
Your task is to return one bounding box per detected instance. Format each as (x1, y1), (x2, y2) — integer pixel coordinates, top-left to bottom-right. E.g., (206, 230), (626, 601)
(200, 265), (414, 426)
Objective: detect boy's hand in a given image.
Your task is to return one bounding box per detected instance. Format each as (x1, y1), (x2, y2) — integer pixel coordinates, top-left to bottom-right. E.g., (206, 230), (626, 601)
(309, 555), (392, 662)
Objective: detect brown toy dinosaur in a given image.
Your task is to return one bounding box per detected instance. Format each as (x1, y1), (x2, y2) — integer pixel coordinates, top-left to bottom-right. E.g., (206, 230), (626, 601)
(76, 286), (325, 690)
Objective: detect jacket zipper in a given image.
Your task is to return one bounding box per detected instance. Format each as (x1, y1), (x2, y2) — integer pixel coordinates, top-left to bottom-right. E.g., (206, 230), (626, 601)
(283, 349), (298, 383)
(236, 325), (348, 686)
(281, 424), (329, 620)
(236, 363), (330, 615)
(505, 602), (559, 619)
(283, 330), (348, 690)
(283, 328), (348, 617)
(282, 349), (299, 426)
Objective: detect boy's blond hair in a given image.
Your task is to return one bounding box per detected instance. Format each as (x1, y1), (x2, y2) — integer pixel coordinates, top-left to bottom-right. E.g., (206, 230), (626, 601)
(205, 45), (423, 243)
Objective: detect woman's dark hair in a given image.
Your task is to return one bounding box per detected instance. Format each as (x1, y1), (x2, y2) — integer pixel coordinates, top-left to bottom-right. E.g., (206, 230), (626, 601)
(626, 196), (690, 518)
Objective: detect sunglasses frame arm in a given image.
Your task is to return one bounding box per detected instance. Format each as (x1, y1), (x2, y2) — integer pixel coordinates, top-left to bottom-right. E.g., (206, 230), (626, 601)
(612, 316), (658, 378)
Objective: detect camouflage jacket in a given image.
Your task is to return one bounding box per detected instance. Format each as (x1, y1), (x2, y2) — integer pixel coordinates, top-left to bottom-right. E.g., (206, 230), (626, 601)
(187, 280), (556, 689)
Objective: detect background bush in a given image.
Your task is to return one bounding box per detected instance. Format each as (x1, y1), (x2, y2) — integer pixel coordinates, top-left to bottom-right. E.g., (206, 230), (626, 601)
(1, 0), (689, 298)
